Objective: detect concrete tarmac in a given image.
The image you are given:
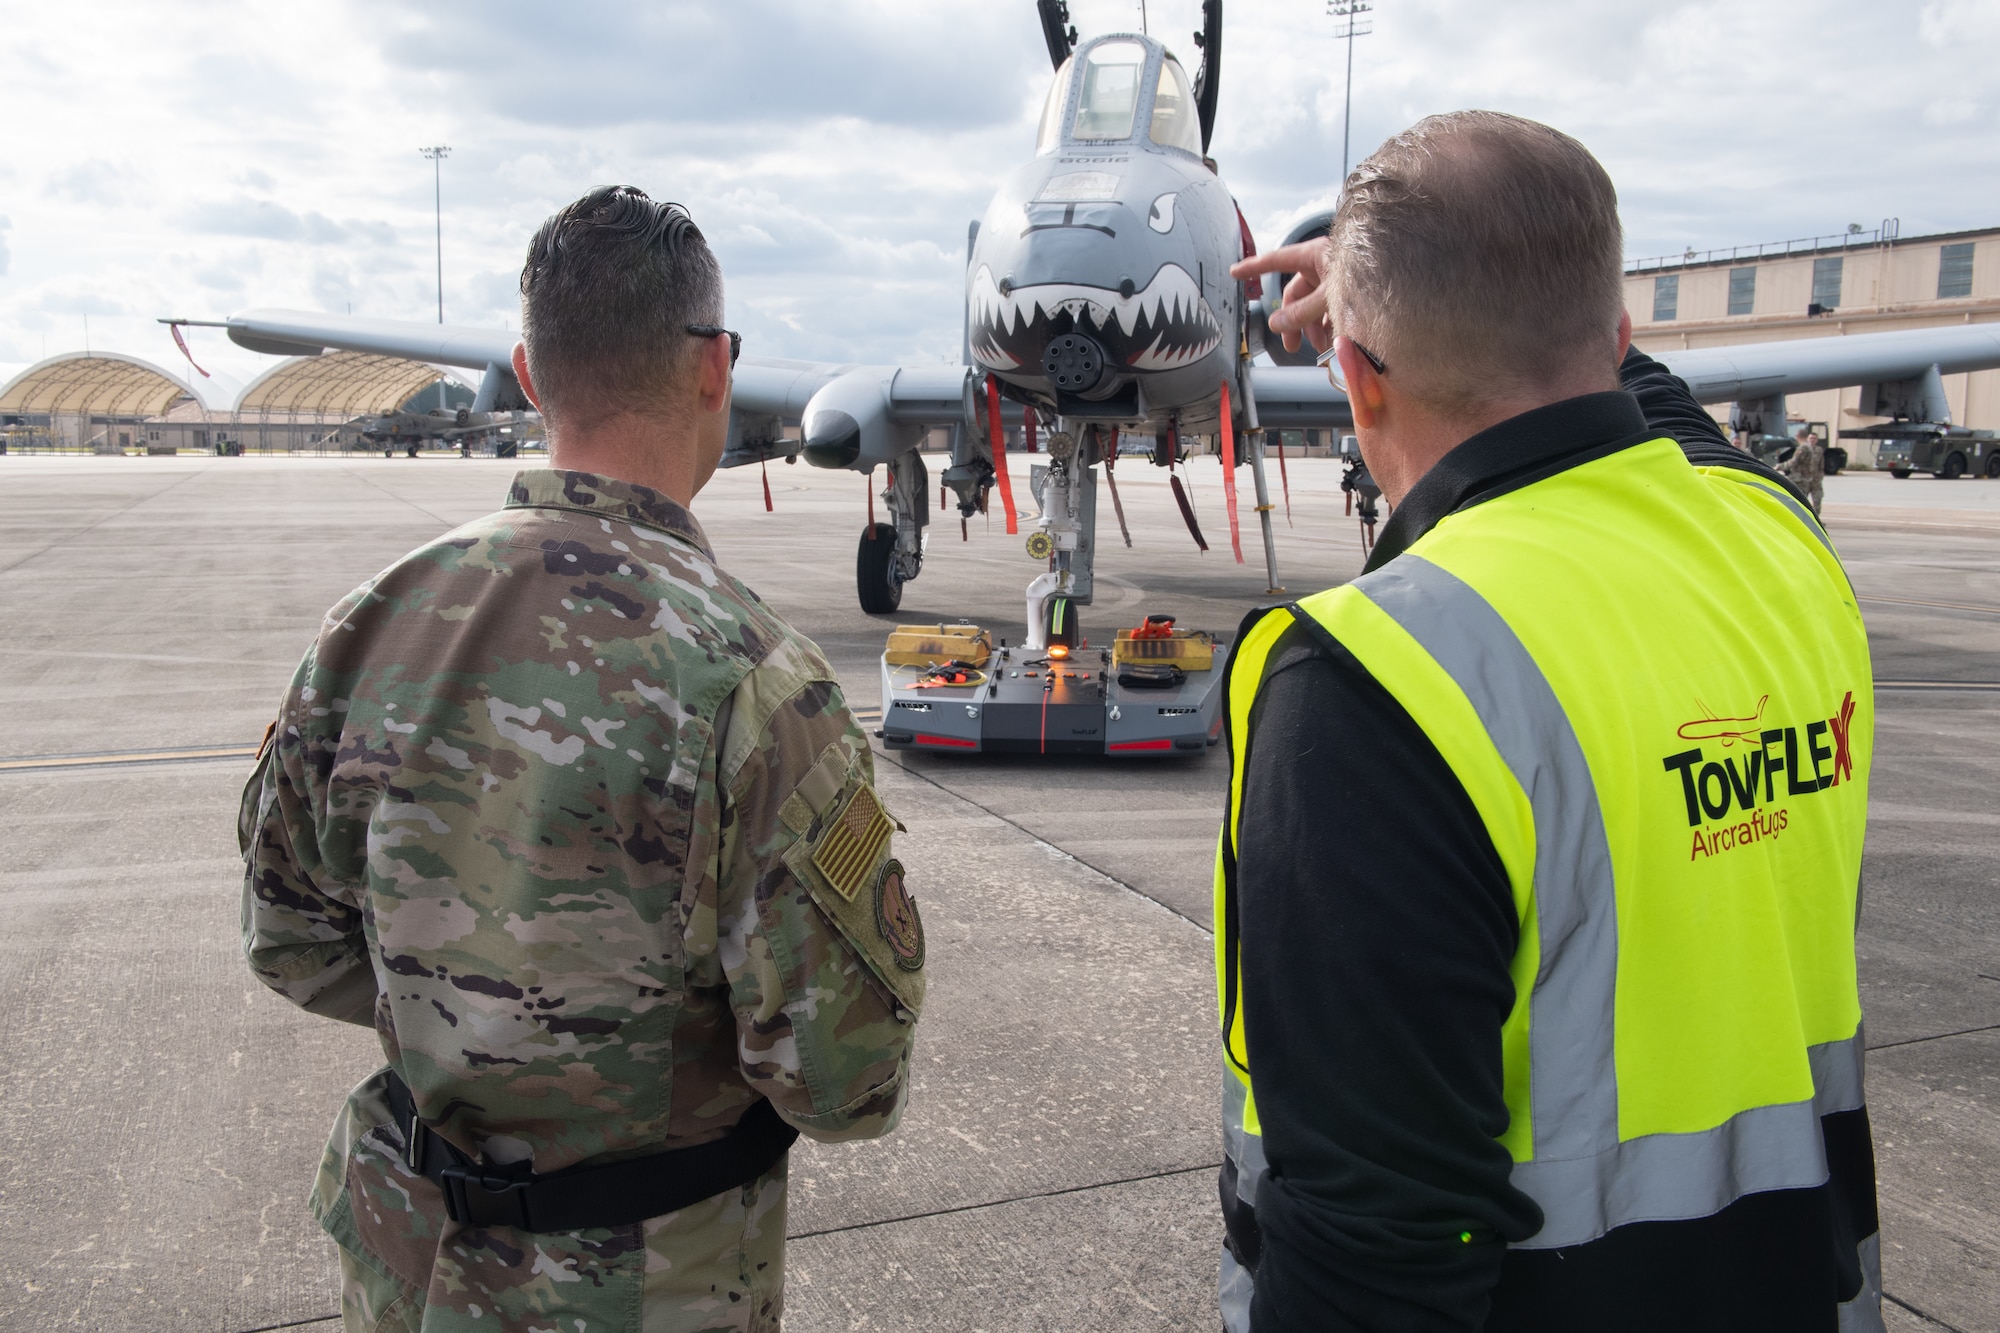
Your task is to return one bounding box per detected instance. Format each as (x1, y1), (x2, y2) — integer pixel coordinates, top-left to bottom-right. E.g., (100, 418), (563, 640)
(0, 453), (1994, 1331)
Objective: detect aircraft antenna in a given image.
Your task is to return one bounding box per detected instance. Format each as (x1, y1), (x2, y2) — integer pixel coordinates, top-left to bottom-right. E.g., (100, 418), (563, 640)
(1327, 1), (1373, 183)
(420, 145), (452, 323)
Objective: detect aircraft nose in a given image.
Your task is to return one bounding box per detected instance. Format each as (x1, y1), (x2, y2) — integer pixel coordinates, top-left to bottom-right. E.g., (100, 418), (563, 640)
(801, 409), (861, 469)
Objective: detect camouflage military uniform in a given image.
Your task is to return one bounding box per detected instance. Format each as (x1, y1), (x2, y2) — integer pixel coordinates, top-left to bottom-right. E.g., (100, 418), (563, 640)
(239, 469), (924, 1333)
(1785, 435), (1826, 515)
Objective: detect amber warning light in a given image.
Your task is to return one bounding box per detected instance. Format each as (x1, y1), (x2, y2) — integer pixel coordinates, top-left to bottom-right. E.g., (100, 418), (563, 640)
(1043, 595), (1080, 660)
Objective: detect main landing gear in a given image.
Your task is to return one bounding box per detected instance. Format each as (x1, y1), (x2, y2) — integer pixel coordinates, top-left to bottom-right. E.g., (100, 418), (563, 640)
(857, 523), (901, 614)
(856, 450), (928, 614)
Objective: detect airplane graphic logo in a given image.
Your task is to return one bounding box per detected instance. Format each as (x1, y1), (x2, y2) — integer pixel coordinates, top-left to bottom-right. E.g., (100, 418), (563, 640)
(1676, 695), (1769, 747)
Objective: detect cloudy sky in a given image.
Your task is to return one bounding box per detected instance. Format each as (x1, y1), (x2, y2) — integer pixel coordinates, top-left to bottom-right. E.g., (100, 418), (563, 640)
(3, 0), (1995, 390)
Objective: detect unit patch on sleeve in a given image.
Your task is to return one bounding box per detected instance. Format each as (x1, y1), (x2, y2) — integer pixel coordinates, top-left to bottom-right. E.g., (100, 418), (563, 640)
(783, 772), (925, 1014)
(873, 860), (925, 971)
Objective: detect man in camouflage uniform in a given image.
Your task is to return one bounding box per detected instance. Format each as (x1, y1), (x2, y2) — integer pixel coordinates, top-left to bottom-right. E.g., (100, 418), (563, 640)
(240, 186), (924, 1333)
(1785, 429), (1827, 516)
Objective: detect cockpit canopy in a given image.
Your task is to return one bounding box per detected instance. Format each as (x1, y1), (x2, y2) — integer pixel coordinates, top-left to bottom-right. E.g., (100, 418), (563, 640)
(1035, 38), (1203, 157)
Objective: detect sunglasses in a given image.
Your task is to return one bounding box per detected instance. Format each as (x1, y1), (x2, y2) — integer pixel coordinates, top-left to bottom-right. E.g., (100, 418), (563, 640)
(686, 324), (741, 367)
(1317, 336), (1386, 393)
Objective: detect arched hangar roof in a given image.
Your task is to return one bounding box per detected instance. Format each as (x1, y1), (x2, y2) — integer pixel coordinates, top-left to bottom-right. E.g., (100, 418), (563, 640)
(234, 350), (469, 415)
(0, 351), (221, 416)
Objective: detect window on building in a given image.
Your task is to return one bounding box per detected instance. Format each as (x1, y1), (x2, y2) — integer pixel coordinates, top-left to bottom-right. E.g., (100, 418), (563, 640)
(1938, 242), (1974, 300)
(1727, 267), (1756, 316)
(1811, 257), (1842, 310)
(1652, 274), (1678, 322)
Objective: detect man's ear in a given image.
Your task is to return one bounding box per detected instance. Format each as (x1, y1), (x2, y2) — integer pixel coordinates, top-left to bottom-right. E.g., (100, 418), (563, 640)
(1336, 336), (1387, 430)
(510, 342), (544, 413)
(695, 333), (731, 414)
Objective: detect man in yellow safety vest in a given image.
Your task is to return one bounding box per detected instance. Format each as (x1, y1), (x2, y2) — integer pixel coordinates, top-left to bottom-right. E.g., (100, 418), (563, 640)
(1218, 111), (1879, 1332)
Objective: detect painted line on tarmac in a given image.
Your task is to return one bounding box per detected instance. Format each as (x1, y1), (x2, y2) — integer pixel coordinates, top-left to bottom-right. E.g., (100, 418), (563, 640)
(235, 1304), (342, 1328)
(1858, 594), (2000, 615)
(1869, 1021), (2000, 1053)
(786, 1160), (1222, 1241)
(1875, 680), (2000, 692)
(1880, 1280), (1976, 1320)
(876, 749), (1208, 933)
(0, 744), (261, 772)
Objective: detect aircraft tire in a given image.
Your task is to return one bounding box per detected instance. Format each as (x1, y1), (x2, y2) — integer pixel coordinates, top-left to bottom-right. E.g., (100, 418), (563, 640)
(1889, 468), (1912, 479)
(1941, 452), (1967, 479)
(857, 523), (903, 614)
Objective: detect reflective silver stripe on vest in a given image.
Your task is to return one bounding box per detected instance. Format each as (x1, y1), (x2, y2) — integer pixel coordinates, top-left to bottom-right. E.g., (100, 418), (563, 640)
(1737, 474), (1839, 560)
(1351, 555), (1859, 1250)
(1812, 1028), (1866, 1117)
(1222, 1072), (1268, 1206)
(1839, 1231), (1885, 1333)
(1510, 1098), (1827, 1248)
(1220, 1074), (1264, 1333)
(1508, 1032), (1862, 1249)
(1353, 557), (1622, 1165)
(1219, 1248), (1254, 1333)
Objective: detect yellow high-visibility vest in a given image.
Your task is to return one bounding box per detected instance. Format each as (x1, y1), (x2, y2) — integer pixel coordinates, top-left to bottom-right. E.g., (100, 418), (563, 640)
(1216, 436), (1872, 1256)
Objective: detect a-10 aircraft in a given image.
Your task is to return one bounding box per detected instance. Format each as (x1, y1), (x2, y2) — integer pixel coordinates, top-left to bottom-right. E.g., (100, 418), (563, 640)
(356, 405), (513, 456)
(167, 0), (2000, 757)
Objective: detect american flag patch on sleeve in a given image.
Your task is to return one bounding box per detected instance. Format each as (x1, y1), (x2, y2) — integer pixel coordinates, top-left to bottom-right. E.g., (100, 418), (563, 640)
(811, 785), (893, 902)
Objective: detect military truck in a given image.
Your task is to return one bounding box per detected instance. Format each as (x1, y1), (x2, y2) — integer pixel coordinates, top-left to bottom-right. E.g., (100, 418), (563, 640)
(1847, 423), (2000, 479)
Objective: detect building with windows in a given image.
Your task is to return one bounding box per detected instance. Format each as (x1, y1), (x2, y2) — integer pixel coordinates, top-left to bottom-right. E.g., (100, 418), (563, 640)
(1625, 225), (2000, 449)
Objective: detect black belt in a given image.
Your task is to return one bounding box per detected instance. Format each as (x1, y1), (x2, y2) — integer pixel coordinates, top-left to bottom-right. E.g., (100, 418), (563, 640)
(383, 1069), (799, 1231)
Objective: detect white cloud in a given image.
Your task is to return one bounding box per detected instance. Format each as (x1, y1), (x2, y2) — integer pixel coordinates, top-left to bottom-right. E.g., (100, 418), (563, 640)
(1, 0), (1993, 384)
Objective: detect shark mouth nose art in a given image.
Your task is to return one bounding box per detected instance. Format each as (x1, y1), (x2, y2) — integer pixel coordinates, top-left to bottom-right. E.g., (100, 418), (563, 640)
(969, 263), (1222, 379)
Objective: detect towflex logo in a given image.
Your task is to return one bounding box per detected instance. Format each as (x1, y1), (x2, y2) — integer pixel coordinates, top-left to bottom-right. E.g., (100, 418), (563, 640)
(1662, 691), (1858, 861)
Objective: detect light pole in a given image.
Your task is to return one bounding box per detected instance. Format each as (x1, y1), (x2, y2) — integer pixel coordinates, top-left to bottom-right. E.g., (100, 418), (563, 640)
(420, 146), (451, 323)
(1327, 1), (1373, 183)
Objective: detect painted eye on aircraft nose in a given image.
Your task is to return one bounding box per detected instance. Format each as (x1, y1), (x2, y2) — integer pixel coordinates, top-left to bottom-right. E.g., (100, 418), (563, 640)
(1148, 193), (1177, 234)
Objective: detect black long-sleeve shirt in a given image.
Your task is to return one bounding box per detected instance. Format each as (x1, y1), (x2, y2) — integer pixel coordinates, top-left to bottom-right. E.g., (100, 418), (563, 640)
(1232, 350), (1871, 1332)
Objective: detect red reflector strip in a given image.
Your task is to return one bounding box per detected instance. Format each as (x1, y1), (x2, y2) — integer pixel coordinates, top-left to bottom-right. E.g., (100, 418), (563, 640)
(1107, 738), (1174, 752)
(916, 733), (978, 748)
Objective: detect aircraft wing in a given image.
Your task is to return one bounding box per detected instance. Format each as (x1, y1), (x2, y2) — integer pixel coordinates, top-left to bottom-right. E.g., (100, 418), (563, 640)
(219, 306), (516, 368)
(1247, 365), (1349, 428)
(215, 307), (840, 425)
(217, 309), (2000, 461)
(1652, 321), (2000, 404)
(1250, 322), (2000, 434)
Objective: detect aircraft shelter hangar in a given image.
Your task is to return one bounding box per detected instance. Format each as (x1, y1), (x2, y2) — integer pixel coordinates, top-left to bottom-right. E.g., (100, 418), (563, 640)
(234, 349), (466, 416)
(0, 349), (487, 454)
(0, 350), (219, 418)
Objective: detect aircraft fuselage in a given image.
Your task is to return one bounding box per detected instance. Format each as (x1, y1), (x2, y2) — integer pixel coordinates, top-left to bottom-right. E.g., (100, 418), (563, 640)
(967, 32), (1242, 433)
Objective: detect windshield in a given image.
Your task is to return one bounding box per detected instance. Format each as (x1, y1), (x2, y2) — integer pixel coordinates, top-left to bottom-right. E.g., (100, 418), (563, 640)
(1035, 57), (1074, 154)
(1149, 57), (1202, 154)
(1072, 40), (1146, 141)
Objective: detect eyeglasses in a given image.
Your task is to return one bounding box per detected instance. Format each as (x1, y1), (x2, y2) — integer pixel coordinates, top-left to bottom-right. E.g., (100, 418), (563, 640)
(1317, 336), (1386, 393)
(686, 324), (741, 367)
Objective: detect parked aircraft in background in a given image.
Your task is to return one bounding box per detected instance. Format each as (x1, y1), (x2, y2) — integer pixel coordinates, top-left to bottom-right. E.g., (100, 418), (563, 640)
(355, 405), (513, 457)
(163, 1), (2000, 755)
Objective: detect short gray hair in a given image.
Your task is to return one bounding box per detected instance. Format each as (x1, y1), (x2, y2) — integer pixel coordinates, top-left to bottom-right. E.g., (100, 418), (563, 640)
(1325, 111), (1624, 414)
(519, 186), (724, 428)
